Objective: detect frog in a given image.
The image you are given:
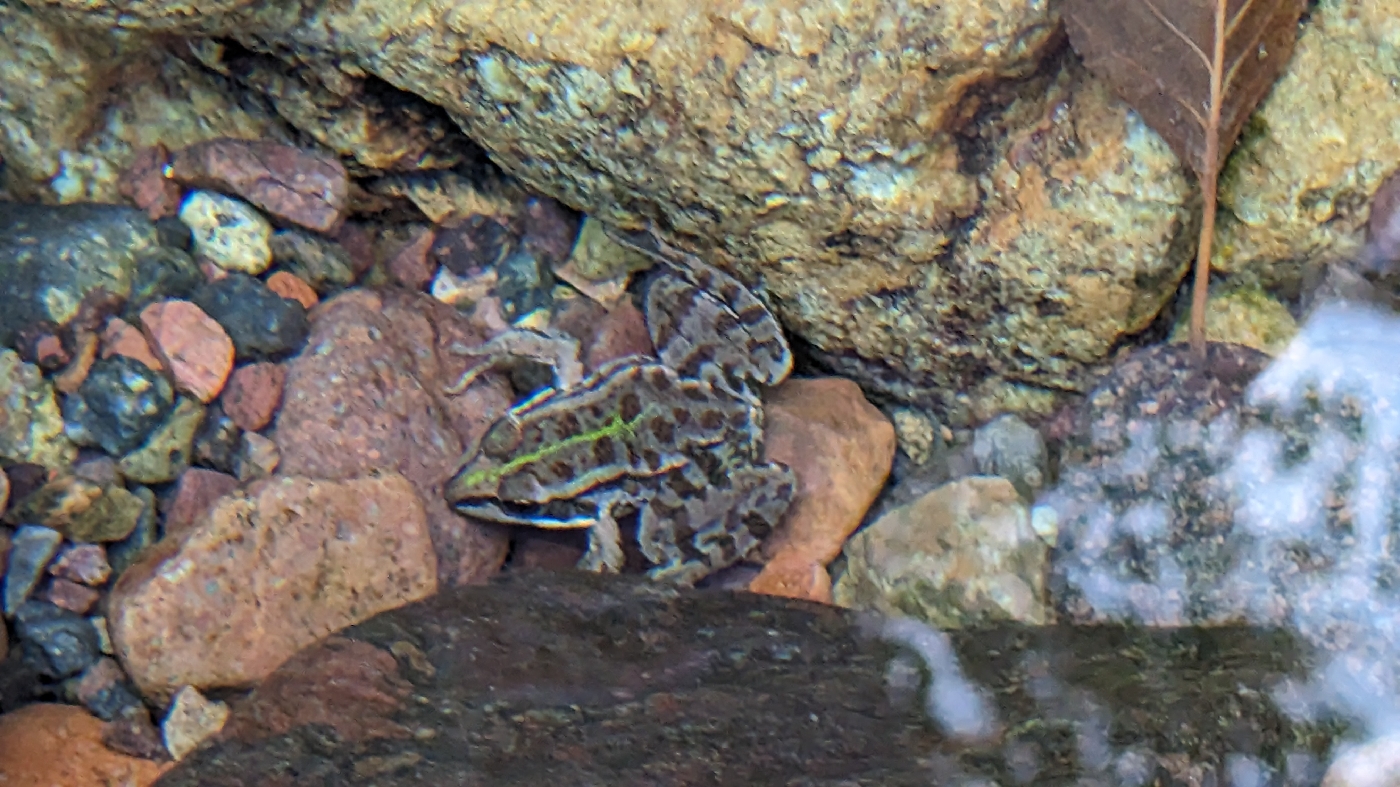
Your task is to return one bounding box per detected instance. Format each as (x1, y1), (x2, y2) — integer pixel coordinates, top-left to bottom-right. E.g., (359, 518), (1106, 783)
(445, 228), (796, 586)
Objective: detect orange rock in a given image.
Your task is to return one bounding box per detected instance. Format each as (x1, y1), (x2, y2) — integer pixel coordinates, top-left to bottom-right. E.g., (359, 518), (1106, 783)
(139, 300), (235, 403)
(0, 704), (171, 786)
(750, 377), (896, 604)
(265, 271), (319, 309)
(163, 468), (241, 539)
(100, 318), (164, 372)
(109, 473), (438, 703)
(222, 362), (286, 431)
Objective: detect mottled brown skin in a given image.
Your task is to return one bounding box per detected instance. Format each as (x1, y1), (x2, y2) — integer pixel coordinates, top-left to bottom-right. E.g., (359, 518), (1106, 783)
(448, 235), (795, 585)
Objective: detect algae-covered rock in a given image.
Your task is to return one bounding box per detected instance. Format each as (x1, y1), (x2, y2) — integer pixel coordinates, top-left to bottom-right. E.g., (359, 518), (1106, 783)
(0, 349), (76, 469)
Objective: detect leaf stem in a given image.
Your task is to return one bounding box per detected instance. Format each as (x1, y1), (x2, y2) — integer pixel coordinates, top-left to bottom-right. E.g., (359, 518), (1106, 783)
(1190, 0), (1230, 361)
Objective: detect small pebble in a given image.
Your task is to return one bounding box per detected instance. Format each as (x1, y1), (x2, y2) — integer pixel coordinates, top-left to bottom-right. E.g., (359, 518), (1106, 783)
(972, 414), (1049, 500)
(221, 362), (286, 432)
(163, 468), (241, 539)
(102, 704), (169, 761)
(50, 543), (112, 585)
(163, 685), (230, 762)
(13, 599), (102, 678)
(265, 270), (320, 309)
(387, 228), (436, 290)
(100, 318), (164, 372)
(139, 300), (236, 403)
(62, 355), (175, 456)
(72, 657), (143, 721)
(4, 525), (63, 616)
(191, 273), (310, 360)
(269, 229), (354, 294)
(192, 403), (243, 476)
(236, 432), (280, 481)
(43, 578), (102, 614)
(179, 191), (273, 275)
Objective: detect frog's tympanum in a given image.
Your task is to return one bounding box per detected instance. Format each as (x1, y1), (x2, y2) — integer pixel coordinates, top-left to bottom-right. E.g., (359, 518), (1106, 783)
(446, 230), (795, 586)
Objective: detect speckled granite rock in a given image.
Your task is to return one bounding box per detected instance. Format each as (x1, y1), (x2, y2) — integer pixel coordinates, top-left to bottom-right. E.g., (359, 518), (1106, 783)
(1215, 0), (1400, 290)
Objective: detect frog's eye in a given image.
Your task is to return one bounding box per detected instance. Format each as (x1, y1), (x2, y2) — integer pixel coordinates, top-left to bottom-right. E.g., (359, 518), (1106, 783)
(480, 419), (522, 458)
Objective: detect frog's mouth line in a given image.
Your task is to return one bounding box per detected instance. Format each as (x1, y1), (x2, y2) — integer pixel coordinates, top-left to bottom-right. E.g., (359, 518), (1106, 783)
(452, 497), (601, 530)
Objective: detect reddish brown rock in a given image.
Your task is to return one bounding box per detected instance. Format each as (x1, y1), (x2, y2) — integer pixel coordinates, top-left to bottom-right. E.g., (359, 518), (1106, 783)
(100, 318), (164, 372)
(50, 543), (113, 586)
(163, 468), (241, 539)
(139, 301), (235, 403)
(0, 704), (171, 786)
(118, 143), (183, 221)
(386, 227), (437, 291)
(584, 299), (654, 372)
(331, 222), (376, 278)
(28, 332), (70, 369)
(73, 657), (128, 711)
(264, 271), (319, 310)
(272, 289), (512, 586)
(109, 473), (438, 702)
(51, 543), (112, 585)
(221, 362), (286, 432)
(43, 577), (102, 613)
(169, 139), (349, 234)
(750, 377), (896, 604)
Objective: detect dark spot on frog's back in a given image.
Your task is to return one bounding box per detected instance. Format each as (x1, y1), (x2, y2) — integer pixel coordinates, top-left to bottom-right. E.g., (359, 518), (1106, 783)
(649, 415), (675, 444)
(699, 409), (725, 431)
(619, 391), (643, 422)
(592, 436), (619, 465)
(711, 310), (738, 336)
(671, 407), (691, 425)
(557, 411), (582, 439)
(550, 460), (576, 483)
(737, 304), (769, 326)
(642, 448), (663, 470)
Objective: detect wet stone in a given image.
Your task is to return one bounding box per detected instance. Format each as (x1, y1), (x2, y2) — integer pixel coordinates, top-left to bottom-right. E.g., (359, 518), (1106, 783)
(179, 191), (273, 275)
(5, 476), (145, 543)
(192, 403), (242, 475)
(106, 486), (158, 578)
(495, 248), (553, 322)
(0, 349), (76, 469)
(13, 599), (101, 678)
(430, 214), (514, 276)
(191, 273), (310, 360)
(42, 578), (102, 614)
(972, 414), (1049, 501)
(169, 138), (350, 235)
(50, 543), (112, 586)
(118, 397), (205, 484)
(63, 355), (175, 456)
(263, 271), (318, 310)
(103, 704), (170, 761)
(3, 525), (63, 616)
(269, 227), (357, 292)
(122, 247), (203, 320)
(518, 195), (581, 266)
(71, 656), (143, 721)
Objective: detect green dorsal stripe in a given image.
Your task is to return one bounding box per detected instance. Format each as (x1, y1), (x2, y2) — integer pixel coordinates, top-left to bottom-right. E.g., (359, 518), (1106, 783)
(457, 409), (647, 491)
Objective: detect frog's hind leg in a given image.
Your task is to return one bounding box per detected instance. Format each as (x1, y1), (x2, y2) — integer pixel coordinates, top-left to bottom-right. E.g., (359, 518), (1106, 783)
(639, 464), (797, 586)
(444, 328), (585, 396)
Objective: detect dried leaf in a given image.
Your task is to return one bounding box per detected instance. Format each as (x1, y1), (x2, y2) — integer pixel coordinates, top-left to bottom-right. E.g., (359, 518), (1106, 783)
(1063, 0), (1307, 178)
(1063, 0), (1306, 357)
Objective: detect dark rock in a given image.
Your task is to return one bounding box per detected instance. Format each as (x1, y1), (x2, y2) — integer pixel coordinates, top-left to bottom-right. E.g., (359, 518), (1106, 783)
(123, 247), (203, 319)
(0, 203), (165, 348)
(70, 657), (143, 721)
(103, 704), (170, 761)
(3, 525), (62, 616)
(192, 402), (242, 476)
(495, 248), (553, 322)
(517, 195), (580, 265)
(12, 600), (100, 678)
(429, 214), (514, 276)
(191, 273), (310, 360)
(62, 355), (175, 456)
(155, 215), (194, 252)
(156, 571), (1328, 786)
(269, 228), (357, 292)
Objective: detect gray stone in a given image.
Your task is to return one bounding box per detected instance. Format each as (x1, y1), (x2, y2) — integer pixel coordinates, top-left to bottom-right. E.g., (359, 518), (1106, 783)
(972, 414), (1048, 501)
(3, 525), (63, 616)
(12, 599), (102, 678)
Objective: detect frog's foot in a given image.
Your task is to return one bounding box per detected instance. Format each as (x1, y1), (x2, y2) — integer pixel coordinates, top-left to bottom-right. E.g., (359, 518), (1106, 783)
(576, 488), (632, 574)
(640, 463), (797, 586)
(444, 329), (585, 395)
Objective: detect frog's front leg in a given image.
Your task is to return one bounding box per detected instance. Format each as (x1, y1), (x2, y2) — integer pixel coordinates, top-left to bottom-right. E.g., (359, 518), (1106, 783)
(576, 485), (649, 574)
(444, 328), (585, 396)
